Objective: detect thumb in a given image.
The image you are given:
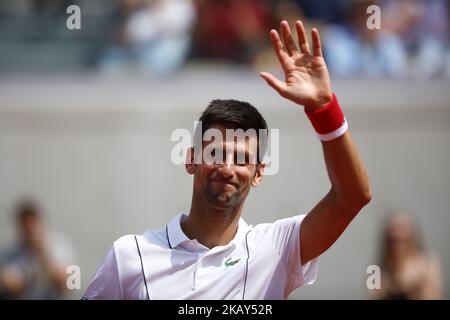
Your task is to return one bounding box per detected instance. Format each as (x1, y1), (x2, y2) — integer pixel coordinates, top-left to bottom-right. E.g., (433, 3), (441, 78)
(259, 72), (287, 96)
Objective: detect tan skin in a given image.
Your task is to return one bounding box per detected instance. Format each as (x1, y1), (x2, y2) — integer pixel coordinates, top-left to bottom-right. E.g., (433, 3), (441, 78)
(182, 20), (372, 265)
(373, 214), (442, 300)
(183, 125), (265, 249)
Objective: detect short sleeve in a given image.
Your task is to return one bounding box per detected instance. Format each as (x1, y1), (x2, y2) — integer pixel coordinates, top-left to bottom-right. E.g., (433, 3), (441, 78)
(266, 214), (319, 291)
(82, 247), (122, 300)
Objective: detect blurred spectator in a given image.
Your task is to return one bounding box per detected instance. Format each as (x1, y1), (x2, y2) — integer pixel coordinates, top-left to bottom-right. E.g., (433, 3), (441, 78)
(190, 0), (271, 64)
(0, 200), (75, 299)
(295, 0), (345, 24)
(0, 0), (66, 17)
(372, 212), (442, 300)
(99, 0), (196, 75)
(323, 0), (407, 77)
(0, 0), (449, 77)
(383, 0), (449, 79)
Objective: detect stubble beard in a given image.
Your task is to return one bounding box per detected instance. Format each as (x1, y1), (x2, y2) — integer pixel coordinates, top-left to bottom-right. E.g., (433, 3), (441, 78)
(204, 185), (241, 208)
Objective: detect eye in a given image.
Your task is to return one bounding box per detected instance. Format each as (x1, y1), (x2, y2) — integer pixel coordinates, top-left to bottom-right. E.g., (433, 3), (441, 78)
(209, 147), (225, 164)
(234, 152), (249, 166)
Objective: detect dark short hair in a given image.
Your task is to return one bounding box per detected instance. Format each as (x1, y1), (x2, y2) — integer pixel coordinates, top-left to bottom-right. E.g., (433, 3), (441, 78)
(15, 200), (41, 221)
(194, 99), (268, 163)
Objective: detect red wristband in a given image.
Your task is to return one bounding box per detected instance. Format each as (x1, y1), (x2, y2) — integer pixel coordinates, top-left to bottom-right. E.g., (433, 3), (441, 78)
(305, 93), (348, 141)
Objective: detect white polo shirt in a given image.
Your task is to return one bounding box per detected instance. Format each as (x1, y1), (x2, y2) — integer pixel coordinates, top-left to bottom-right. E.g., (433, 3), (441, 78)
(83, 213), (319, 300)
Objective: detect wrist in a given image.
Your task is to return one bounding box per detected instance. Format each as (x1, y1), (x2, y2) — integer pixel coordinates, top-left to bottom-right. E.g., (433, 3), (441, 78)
(304, 93), (348, 141)
(304, 93), (333, 112)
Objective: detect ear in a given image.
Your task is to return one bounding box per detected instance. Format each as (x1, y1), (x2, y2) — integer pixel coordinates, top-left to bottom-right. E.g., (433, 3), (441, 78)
(251, 163), (265, 187)
(185, 147), (196, 175)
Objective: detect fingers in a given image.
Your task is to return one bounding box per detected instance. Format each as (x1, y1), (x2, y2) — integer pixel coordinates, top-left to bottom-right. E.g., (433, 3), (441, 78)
(295, 20), (311, 54)
(268, 21), (323, 61)
(269, 29), (289, 68)
(259, 72), (287, 95)
(311, 28), (323, 57)
(280, 21), (298, 56)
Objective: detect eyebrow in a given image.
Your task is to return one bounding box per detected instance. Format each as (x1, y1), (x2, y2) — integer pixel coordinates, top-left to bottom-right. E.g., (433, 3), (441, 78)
(203, 141), (258, 164)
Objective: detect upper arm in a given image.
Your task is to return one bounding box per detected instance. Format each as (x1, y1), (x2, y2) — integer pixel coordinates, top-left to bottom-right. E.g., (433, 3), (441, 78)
(300, 190), (360, 265)
(268, 214), (320, 272)
(264, 215), (319, 290)
(83, 247), (122, 300)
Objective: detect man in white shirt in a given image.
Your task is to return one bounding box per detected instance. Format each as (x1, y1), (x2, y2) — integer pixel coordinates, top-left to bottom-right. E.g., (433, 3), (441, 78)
(83, 20), (371, 300)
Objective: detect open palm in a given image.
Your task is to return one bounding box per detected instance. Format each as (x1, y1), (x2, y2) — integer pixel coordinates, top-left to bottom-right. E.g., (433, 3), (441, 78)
(260, 21), (332, 111)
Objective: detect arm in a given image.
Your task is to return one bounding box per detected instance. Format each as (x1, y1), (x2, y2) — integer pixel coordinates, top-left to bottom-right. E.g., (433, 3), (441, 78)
(419, 255), (443, 299)
(260, 20), (371, 265)
(0, 265), (26, 298)
(30, 230), (69, 294)
(83, 248), (122, 300)
(38, 252), (69, 294)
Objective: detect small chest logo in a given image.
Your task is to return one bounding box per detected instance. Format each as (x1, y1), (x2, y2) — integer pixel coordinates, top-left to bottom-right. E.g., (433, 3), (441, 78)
(224, 257), (241, 267)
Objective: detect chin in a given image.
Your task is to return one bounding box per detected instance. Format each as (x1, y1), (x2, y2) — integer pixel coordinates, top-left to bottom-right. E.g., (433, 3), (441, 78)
(206, 191), (240, 208)
(211, 197), (234, 208)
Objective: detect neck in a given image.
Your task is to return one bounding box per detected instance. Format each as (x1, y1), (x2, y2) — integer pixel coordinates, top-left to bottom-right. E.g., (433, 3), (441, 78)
(182, 195), (244, 249)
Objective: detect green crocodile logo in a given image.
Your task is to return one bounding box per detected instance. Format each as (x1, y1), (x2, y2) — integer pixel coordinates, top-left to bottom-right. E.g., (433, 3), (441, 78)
(224, 257), (241, 267)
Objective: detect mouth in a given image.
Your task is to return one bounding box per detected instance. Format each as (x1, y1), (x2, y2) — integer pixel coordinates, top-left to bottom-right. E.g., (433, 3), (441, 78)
(210, 180), (238, 189)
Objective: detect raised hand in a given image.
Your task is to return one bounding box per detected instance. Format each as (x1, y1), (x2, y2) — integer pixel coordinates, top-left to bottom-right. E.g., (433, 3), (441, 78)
(260, 20), (332, 112)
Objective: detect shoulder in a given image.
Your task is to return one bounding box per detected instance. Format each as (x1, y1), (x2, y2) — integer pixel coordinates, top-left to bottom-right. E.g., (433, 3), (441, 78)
(113, 227), (168, 260)
(113, 234), (139, 250)
(251, 214), (307, 235)
(420, 252), (441, 272)
(243, 214), (307, 252)
(114, 227), (165, 248)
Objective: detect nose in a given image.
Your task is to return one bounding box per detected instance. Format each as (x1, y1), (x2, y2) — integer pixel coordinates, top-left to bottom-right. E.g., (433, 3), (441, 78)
(217, 162), (234, 179)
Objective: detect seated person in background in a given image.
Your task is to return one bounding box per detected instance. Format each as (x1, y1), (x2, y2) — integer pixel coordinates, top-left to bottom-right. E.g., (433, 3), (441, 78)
(99, 0), (196, 75)
(372, 212), (442, 300)
(0, 200), (75, 299)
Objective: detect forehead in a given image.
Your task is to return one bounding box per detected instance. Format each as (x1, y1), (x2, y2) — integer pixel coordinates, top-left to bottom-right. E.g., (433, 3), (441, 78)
(203, 124), (258, 151)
